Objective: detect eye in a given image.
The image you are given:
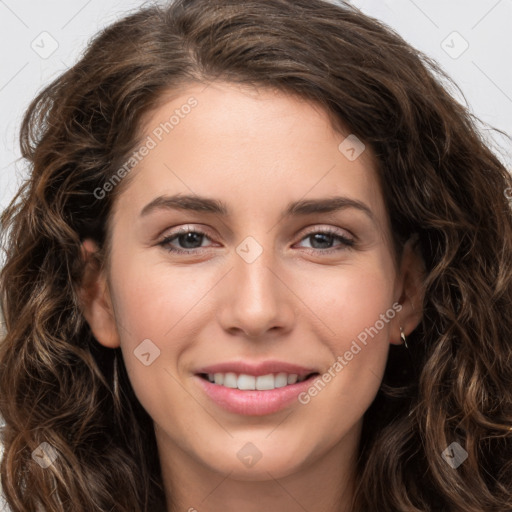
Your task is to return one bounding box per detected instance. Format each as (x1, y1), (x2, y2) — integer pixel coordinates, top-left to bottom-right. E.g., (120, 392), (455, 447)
(158, 226), (215, 254)
(157, 226), (355, 255)
(295, 227), (355, 253)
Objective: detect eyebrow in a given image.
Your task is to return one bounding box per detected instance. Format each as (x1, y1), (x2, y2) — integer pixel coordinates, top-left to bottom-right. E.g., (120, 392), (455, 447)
(139, 194), (375, 222)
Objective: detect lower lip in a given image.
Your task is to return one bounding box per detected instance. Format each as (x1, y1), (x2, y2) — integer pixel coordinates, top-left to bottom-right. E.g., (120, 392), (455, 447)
(195, 374), (319, 416)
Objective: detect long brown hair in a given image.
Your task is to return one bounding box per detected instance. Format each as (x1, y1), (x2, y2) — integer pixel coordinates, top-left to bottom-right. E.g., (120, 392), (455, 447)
(1, 0), (512, 510)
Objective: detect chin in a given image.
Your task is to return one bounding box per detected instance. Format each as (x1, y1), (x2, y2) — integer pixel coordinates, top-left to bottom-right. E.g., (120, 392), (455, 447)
(201, 444), (309, 481)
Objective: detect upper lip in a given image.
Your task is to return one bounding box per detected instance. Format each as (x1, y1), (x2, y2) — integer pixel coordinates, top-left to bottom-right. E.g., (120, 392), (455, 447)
(195, 360), (319, 378)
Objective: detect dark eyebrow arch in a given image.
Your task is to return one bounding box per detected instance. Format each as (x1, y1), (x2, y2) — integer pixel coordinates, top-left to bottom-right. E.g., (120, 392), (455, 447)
(140, 194), (228, 217)
(140, 194), (375, 222)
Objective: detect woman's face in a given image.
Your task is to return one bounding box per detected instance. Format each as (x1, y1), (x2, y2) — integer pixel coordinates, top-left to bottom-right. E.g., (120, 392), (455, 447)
(82, 81), (423, 482)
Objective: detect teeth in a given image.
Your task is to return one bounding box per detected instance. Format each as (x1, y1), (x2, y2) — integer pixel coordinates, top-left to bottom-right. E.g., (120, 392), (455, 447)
(205, 372), (307, 390)
(255, 374), (274, 390)
(274, 372), (288, 388)
(287, 374), (298, 384)
(223, 372), (238, 388)
(238, 374), (256, 390)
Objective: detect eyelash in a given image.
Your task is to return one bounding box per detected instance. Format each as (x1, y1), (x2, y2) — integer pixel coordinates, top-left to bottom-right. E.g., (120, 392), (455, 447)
(157, 226), (355, 255)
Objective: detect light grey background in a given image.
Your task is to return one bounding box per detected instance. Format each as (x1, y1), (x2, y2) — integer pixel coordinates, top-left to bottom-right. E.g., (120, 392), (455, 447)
(1, 0), (511, 215)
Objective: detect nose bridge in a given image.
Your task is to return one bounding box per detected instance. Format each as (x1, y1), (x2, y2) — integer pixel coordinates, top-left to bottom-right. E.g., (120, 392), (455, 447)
(236, 242), (277, 300)
(218, 234), (294, 337)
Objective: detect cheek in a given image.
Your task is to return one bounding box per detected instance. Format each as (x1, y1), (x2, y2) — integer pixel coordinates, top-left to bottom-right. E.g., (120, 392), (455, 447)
(292, 258), (395, 407)
(110, 266), (201, 427)
(294, 257), (396, 349)
(293, 265), (395, 432)
(108, 251), (224, 403)
(110, 248), (216, 339)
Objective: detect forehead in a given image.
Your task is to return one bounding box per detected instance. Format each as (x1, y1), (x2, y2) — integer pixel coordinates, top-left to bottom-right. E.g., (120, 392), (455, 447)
(110, 81), (387, 229)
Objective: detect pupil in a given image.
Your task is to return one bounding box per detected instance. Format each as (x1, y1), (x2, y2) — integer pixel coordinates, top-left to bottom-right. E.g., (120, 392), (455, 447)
(180, 232), (202, 248)
(311, 233), (332, 249)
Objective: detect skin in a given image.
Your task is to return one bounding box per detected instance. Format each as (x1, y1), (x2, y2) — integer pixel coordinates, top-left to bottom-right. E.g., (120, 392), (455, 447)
(80, 81), (425, 512)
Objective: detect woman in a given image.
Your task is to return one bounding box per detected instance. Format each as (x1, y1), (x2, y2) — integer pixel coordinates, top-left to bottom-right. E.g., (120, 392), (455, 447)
(1, 0), (511, 510)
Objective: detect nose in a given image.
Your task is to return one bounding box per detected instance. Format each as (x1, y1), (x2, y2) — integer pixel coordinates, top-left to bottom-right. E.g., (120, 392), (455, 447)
(216, 244), (296, 339)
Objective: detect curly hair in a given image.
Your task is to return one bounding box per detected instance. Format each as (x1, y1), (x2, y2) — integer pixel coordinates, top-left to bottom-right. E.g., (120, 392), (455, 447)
(1, 0), (512, 510)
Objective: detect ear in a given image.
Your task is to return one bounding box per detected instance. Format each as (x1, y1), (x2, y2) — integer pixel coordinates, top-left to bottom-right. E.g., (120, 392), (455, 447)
(78, 238), (120, 349)
(390, 234), (426, 345)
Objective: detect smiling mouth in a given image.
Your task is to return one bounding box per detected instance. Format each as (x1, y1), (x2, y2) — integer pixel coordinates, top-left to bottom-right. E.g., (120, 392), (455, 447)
(197, 372), (320, 391)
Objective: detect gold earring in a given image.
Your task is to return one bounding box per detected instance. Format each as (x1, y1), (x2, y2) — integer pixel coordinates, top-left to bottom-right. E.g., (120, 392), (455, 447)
(400, 326), (408, 349)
